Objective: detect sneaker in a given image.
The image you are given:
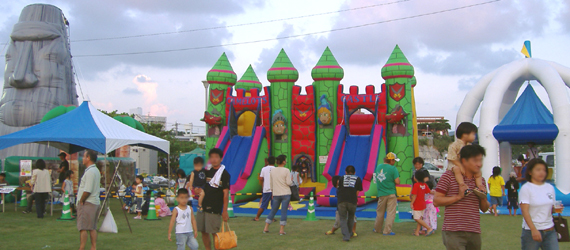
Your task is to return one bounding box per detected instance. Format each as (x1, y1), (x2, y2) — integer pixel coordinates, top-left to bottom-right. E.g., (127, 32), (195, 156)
(134, 216), (141, 219)
(22, 210), (29, 214)
(383, 232), (396, 236)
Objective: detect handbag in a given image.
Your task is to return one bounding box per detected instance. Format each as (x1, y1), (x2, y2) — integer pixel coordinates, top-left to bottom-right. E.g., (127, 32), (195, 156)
(554, 214), (570, 242)
(290, 185), (300, 201)
(215, 221), (237, 249)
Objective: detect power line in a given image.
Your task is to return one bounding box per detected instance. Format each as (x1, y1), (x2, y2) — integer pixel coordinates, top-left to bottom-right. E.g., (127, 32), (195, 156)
(73, 0), (501, 58)
(69, 0), (411, 43)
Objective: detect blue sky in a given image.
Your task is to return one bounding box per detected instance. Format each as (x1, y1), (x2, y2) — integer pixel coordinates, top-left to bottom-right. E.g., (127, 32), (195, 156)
(1, 0), (568, 130)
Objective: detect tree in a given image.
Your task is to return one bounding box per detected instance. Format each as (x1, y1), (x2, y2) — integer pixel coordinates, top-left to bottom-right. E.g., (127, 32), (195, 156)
(430, 119), (451, 131)
(99, 110), (198, 170)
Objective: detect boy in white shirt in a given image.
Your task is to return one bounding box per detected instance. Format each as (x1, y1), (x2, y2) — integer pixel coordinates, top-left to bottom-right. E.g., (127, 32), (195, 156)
(169, 188), (198, 250)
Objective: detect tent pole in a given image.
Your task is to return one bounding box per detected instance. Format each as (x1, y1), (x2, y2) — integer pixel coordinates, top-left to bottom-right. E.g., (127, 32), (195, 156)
(167, 154), (171, 189)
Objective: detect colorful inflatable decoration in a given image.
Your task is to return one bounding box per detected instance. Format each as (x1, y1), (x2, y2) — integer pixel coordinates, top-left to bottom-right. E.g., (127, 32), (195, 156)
(40, 105), (77, 123)
(0, 4), (78, 158)
(457, 40), (570, 195)
(113, 116), (145, 132)
(200, 111), (222, 125)
(203, 45), (419, 206)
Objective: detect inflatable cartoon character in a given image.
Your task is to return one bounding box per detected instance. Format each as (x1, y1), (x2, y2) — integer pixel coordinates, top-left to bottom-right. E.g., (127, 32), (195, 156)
(317, 94), (332, 127)
(272, 109), (287, 142)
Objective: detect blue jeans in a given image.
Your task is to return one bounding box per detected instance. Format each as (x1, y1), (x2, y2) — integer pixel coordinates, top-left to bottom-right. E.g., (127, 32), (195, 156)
(521, 229), (559, 250)
(176, 232), (199, 250)
(266, 195), (291, 226)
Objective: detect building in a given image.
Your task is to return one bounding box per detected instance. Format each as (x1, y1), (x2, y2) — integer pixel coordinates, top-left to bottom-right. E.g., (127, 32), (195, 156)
(174, 123), (206, 145)
(129, 107), (167, 129)
(417, 116), (449, 136)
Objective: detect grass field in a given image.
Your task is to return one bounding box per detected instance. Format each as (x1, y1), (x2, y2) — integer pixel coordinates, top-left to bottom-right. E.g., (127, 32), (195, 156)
(1, 201), (569, 250)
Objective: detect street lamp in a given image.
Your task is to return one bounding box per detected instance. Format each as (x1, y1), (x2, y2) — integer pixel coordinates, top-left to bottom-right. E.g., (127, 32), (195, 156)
(202, 80), (209, 111)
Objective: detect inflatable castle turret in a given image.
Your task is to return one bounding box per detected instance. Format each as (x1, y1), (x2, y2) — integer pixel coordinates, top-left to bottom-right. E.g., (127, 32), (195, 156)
(382, 45), (416, 183)
(312, 47), (343, 183)
(235, 65), (262, 92)
(268, 49), (299, 167)
(203, 53), (237, 146)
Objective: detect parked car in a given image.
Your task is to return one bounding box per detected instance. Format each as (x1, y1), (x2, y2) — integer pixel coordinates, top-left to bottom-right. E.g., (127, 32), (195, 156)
(424, 163), (444, 183)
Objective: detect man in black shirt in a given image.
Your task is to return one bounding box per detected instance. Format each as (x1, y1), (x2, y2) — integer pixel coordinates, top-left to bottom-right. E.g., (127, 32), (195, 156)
(333, 165), (363, 242)
(197, 148), (230, 250)
(57, 152), (69, 185)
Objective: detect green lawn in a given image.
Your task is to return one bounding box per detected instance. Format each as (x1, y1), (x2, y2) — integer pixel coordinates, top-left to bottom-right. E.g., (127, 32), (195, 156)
(1, 201), (568, 250)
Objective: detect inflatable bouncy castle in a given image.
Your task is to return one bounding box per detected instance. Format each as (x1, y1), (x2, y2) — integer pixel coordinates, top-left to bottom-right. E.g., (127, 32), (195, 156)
(202, 46), (420, 205)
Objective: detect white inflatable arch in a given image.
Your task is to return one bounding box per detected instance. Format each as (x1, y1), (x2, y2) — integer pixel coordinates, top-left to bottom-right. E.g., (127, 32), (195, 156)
(456, 58), (570, 194)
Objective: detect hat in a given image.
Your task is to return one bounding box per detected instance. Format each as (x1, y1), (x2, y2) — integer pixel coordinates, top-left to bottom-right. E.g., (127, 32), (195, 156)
(386, 152), (400, 162)
(58, 152), (67, 157)
(510, 172), (517, 178)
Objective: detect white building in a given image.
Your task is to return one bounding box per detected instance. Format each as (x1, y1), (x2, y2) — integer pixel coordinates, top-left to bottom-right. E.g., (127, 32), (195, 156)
(175, 123), (206, 145)
(130, 107), (167, 129)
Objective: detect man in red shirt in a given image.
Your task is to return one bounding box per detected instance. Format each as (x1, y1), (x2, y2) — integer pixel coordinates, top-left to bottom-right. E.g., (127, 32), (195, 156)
(434, 144), (490, 250)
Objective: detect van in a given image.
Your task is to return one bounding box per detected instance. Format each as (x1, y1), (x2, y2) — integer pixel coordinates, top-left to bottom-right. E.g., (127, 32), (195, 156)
(538, 152), (555, 180)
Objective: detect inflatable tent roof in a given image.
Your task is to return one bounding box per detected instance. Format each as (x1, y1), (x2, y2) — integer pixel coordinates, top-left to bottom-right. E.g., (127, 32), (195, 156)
(493, 84), (558, 144)
(0, 101), (169, 154)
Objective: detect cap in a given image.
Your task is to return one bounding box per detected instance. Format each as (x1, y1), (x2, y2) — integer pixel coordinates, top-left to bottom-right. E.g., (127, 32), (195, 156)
(510, 172), (517, 178)
(386, 152), (400, 162)
(58, 152), (67, 157)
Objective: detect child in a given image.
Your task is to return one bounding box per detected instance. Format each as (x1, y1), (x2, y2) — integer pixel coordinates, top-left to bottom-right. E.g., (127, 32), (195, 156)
(187, 157), (206, 203)
(448, 122), (486, 194)
(123, 183), (136, 212)
(176, 169), (187, 191)
(61, 170), (75, 216)
(506, 172), (519, 216)
(0, 173), (6, 205)
(488, 166), (505, 217)
(411, 170), (434, 236)
(325, 211), (358, 237)
(421, 180), (438, 234)
(168, 188), (199, 250)
(290, 165), (302, 202)
(155, 191), (172, 217)
(134, 175), (144, 219)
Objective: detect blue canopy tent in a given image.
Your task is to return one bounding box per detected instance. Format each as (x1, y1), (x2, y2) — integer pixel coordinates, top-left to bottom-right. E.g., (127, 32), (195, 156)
(493, 85), (559, 144)
(0, 101), (169, 154)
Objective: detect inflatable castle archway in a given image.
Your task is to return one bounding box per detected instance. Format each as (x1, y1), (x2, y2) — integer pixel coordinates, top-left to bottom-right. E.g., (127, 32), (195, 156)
(457, 43), (570, 195)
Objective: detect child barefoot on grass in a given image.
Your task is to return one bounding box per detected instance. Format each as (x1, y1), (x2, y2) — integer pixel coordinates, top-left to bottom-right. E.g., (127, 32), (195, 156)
(169, 188), (198, 250)
(448, 122), (486, 194)
(411, 170), (434, 236)
(134, 175), (144, 219)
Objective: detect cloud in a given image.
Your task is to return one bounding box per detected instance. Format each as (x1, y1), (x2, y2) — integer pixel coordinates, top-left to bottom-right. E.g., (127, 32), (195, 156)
(122, 87), (142, 95)
(133, 74), (158, 103)
(458, 76), (480, 91)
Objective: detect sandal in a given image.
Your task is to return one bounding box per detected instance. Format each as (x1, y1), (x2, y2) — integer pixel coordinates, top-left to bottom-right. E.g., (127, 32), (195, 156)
(426, 230), (435, 236)
(263, 230), (269, 234)
(280, 232), (286, 235)
(325, 230), (335, 235)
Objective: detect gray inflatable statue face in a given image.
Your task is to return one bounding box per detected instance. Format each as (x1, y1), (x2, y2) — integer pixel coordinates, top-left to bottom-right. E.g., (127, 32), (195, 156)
(0, 4), (77, 127)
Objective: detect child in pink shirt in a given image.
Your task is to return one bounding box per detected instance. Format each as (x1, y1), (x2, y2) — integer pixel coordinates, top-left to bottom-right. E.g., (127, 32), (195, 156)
(155, 192), (171, 217)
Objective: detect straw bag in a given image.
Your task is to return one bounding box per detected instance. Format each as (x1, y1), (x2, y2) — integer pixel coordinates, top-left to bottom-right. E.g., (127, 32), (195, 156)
(214, 221), (237, 249)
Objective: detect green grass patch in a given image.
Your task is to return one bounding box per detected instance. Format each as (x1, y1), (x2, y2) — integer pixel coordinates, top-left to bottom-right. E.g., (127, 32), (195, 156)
(1, 201), (568, 249)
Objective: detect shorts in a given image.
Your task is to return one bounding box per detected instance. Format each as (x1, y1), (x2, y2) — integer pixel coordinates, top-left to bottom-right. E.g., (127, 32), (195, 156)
(490, 196), (503, 206)
(260, 192), (272, 210)
(412, 210), (425, 220)
(507, 197), (519, 209)
(135, 197), (143, 212)
(77, 202), (100, 231)
(196, 211), (221, 234)
(333, 210), (357, 228)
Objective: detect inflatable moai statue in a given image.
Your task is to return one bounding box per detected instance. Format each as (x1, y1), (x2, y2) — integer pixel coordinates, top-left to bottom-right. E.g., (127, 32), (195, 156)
(0, 4), (78, 158)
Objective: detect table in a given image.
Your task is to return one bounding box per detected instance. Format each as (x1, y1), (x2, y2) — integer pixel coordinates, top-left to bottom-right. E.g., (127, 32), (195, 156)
(1, 186), (61, 215)
(0, 185), (18, 212)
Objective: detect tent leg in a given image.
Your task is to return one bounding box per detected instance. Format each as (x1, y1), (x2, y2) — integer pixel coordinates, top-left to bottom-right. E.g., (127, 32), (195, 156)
(97, 160), (121, 221)
(167, 155), (170, 189)
(117, 193), (132, 233)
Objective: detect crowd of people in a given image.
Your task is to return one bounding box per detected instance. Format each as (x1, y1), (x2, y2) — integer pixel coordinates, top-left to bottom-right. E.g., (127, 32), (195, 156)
(8, 120), (563, 250)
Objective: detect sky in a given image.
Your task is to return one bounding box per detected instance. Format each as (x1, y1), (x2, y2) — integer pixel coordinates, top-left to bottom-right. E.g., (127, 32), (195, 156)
(1, 0), (569, 132)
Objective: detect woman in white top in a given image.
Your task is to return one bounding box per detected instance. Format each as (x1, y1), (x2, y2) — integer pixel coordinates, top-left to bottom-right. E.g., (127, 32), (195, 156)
(30, 159), (52, 219)
(263, 155), (292, 236)
(519, 158), (559, 250)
